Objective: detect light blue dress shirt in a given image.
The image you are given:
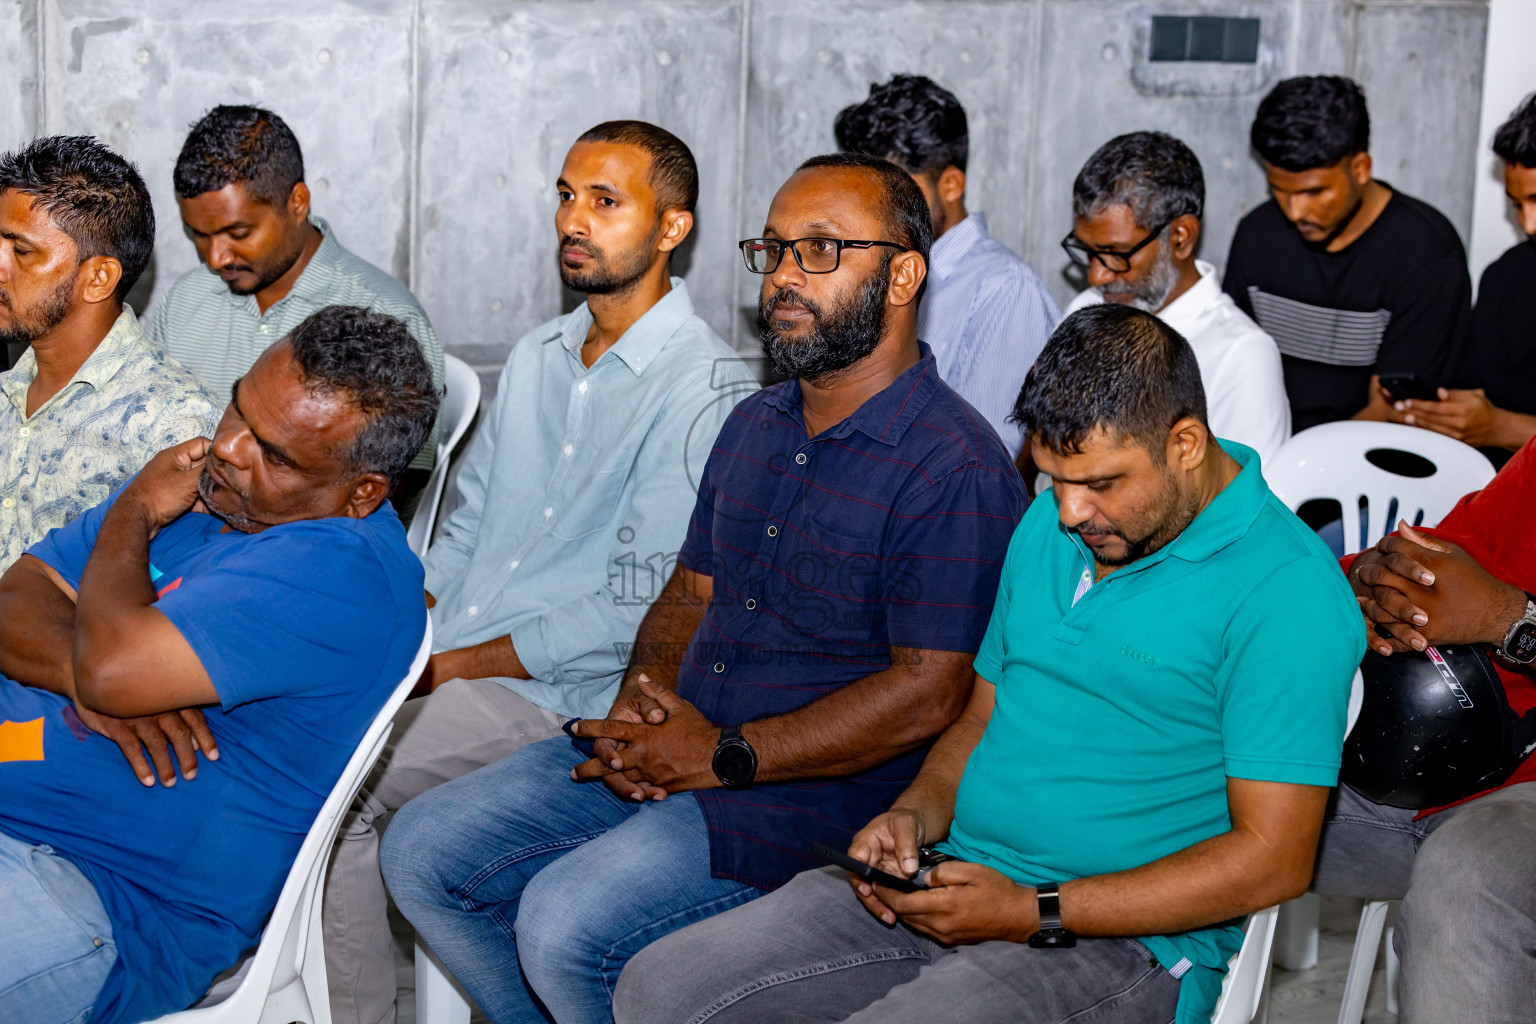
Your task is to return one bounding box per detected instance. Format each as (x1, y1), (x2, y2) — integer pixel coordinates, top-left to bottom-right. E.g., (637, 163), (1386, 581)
(917, 212), (1059, 456)
(423, 280), (758, 720)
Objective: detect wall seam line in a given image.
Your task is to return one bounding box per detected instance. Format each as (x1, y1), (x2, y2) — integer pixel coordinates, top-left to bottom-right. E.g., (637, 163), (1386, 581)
(1021, 0), (1046, 260)
(407, 0), (423, 294)
(730, 0), (753, 351)
(34, 0), (46, 133)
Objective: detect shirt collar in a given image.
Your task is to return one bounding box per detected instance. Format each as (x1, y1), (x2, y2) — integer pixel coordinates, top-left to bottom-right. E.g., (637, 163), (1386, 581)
(546, 278), (695, 377)
(928, 212), (988, 282)
(286, 216), (343, 304)
(760, 342), (941, 447)
(2, 306), (145, 414)
(1153, 259), (1221, 333)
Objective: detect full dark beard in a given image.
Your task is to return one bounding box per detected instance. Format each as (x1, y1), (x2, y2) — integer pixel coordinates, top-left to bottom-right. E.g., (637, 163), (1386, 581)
(755, 262), (889, 387)
(557, 223), (658, 296)
(0, 272), (76, 348)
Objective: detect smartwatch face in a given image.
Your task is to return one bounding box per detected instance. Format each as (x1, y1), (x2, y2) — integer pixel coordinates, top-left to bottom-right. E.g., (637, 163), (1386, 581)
(714, 742), (755, 786)
(1510, 621), (1536, 663)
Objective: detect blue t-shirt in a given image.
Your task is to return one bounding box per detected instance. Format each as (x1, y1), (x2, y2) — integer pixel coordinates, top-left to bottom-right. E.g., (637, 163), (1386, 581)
(0, 489), (425, 1024)
(943, 442), (1364, 1023)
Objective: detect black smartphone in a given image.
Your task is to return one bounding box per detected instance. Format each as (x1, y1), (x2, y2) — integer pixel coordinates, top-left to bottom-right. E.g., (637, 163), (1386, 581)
(811, 841), (925, 893)
(562, 717), (596, 758)
(1378, 373), (1437, 402)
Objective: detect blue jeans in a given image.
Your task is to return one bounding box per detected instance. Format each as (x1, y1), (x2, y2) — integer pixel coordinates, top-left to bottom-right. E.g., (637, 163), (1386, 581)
(0, 829), (117, 1024)
(380, 736), (758, 1024)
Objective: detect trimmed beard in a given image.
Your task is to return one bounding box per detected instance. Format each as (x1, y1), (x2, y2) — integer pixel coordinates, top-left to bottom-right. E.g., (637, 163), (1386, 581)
(1103, 229), (1180, 313)
(557, 222), (659, 296)
(0, 270), (76, 349)
(755, 260), (889, 388)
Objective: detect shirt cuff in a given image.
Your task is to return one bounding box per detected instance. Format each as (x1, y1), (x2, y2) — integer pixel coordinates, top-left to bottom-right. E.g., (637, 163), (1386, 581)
(509, 615), (557, 685)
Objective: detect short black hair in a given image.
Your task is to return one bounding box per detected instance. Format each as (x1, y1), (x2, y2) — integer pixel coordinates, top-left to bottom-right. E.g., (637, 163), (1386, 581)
(795, 152), (933, 270)
(0, 135), (155, 299)
(576, 120), (699, 214)
(1493, 93), (1536, 168)
(285, 306), (439, 486)
(1251, 75), (1370, 172)
(833, 74), (969, 177)
(174, 105), (305, 207)
(1015, 303), (1207, 456)
(1073, 131), (1204, 231)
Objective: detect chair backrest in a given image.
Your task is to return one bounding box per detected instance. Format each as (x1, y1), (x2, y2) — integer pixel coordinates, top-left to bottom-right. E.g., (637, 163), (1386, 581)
(1264, 421), (1495, 554)
(1210, 904), (1279, 1023)
(151, 620), (434, 1024)
(408, 355), (482, 557)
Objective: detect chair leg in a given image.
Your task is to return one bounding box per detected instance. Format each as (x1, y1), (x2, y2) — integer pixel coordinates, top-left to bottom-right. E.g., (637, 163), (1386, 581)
(1338, 900), (1393, 1024)
(1384, 918), (1400, 1017)
(415, 938), (471, 1024)
(1273, 894), (1319, 971)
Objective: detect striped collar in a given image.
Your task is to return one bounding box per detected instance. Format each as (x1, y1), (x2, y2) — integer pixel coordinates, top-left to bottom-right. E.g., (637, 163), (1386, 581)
(928, 212), (989, 282)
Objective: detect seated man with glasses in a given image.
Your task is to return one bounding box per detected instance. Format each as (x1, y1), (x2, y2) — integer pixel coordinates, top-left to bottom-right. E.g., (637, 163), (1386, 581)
(1060, 132), (1289, 463)
(381, 153), (1026, 1024)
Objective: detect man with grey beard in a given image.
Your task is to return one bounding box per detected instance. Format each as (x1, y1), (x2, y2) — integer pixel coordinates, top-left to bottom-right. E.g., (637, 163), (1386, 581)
(1060, 132), (1290, 462)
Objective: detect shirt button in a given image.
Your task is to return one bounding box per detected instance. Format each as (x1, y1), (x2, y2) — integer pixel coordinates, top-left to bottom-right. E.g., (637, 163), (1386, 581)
(563, 444), (574, 456)
(259, 324), (270, 333)
(509, 559), (520, 570)
(578, 380), (589, 394)
(795, 452), (807, 465)
(467, 605), (479, 617)
(17, 427), (28, 438)
(714, 662), (726, 674)
(766, 525), (778, 537)
(1, 498), (12, 509)
(745, 598), (757, 610)
(544, 507), (553, 518)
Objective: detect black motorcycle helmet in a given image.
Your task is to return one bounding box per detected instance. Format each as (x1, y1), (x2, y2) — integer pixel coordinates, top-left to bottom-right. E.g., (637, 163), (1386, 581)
(1342, 645), (1536, 809)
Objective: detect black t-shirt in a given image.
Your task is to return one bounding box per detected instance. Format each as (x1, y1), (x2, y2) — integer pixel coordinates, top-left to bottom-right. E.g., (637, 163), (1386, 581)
(1223, 187), (1471, 433)
(1461, 239), (1536, 468)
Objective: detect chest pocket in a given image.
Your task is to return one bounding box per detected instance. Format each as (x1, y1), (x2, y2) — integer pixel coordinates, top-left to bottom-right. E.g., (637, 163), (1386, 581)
(550, 465), (630, 541)
(774, 508), (888, 640)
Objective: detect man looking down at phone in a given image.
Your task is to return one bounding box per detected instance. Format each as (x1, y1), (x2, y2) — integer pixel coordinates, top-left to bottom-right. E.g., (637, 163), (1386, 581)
(1316, 438), (1536, 1021)
(1223, 76), (1470, 433)
(380, 153), (1025, 1024)
(613, 303), (1364, 1024)
(1390, 95), (1536, 469)
(0, 305), (436, 1024)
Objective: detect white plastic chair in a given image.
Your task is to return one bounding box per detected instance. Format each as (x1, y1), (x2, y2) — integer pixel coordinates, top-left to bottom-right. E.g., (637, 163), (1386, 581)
(1211, 905), (1280, 1024)
(416, 937), (473, 1024)
(408, 354), (483, 557)
(1338, 899), (1400, 1023)
(1264, 421), (1496, 555)
(150, 621), (434, 1024)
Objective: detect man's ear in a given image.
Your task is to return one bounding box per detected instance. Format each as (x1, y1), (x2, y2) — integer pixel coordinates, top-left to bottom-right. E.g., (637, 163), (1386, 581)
(345, 474), (392, 519)
(77, 255), (124, 305)
(656, 208), (694, 254)
(886, 250), (928, 308)
(1167, 416), (1210, 473)
(937, 165), (966, 204)
(1348, 151), (1373, 187)
(1169, 214), (1201, 261)
(288, 181), (313, 222)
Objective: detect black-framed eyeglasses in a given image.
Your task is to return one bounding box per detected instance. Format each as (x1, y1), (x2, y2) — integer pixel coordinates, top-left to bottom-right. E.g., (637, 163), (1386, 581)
(1060, 218), (1172, 274)
(738, 237), (908, 275)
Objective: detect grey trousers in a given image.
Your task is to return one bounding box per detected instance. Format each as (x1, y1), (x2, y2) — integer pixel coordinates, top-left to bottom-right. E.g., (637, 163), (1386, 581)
(321, 677), (566, 1024)
(612, 866), (1179, 1024)
(1312, 781), (1536, 1024)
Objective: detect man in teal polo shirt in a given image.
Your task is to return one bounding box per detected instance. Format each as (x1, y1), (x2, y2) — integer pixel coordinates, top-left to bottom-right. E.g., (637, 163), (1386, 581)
(614, 303), (1365, 1024)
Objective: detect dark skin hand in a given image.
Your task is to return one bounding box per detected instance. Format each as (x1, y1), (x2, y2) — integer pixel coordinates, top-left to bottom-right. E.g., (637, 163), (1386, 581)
(1351, 521), (1529, 656)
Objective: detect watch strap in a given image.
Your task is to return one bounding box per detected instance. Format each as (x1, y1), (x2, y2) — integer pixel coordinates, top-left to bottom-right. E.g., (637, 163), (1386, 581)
(1028, 882), (1076, 948)
(1501, 595), (1536, 664)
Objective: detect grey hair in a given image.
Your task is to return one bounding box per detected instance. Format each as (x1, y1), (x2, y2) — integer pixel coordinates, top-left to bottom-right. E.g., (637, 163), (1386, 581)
(1071, 131), (1205, 231)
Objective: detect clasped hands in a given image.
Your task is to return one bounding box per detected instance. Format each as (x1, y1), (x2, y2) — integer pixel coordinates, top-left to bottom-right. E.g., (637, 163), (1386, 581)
(841, 808), (1038, 947)
(1350, 520), (1527, 656)
(567, 674), (720, 800)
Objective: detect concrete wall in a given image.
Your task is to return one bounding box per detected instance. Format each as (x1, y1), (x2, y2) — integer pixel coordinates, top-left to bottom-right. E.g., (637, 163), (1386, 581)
(0, 0), (1489, 391)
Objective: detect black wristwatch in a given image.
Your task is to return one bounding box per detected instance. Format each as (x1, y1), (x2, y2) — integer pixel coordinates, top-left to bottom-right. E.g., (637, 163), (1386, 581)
(1028, 883), (1076, 948)
(1499, 592), (1536, 665)
(711, 725), (757, 789)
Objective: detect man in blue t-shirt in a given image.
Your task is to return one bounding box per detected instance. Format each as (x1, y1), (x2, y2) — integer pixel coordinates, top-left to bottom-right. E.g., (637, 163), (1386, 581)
(614, 304), (1365, 1024)
(0, 305), (438, 1024)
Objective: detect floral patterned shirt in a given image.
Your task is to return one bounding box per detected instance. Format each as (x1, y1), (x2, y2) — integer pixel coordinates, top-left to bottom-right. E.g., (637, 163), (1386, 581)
(0, 307), (220, 571)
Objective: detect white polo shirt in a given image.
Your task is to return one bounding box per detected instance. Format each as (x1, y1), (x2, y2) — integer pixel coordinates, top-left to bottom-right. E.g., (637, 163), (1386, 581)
(1064, 259), (1291, 463)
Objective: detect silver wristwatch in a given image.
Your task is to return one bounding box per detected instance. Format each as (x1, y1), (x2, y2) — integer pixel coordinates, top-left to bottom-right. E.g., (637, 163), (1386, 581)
(1500, 593), (1536, 665)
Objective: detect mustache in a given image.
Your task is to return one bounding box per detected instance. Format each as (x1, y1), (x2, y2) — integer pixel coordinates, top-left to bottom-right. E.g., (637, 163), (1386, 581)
(763, 288), (821, 318)
(560, 235), (601, 258)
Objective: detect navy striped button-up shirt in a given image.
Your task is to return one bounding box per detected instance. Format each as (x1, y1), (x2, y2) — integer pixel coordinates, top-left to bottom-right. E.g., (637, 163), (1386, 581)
(676, 345), (1027, 890)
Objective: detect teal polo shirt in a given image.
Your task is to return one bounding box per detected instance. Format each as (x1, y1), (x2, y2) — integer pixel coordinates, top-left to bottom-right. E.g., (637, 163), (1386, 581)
(942, 441), (1364, 1023)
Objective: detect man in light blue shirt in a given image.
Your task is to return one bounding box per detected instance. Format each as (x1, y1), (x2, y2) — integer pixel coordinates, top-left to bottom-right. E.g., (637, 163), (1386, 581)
(321, 121), (755, 1024)
(836, 75), (1058, 456)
